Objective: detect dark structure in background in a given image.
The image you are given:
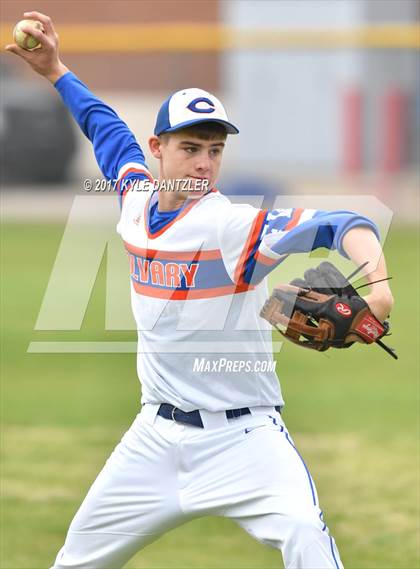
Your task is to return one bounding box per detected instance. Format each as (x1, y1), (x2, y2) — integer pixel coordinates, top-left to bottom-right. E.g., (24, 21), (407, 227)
(1, 63), (77, 184)
(1, 0), (219, 185)
(1, 0), (220, 92)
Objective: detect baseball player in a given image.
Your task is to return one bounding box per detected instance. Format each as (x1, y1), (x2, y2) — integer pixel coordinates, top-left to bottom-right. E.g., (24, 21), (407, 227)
(6, 12), (394, 569)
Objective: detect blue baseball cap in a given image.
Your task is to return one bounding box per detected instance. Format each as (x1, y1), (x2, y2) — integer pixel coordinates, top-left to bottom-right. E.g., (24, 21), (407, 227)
(154, 87), (239, 136)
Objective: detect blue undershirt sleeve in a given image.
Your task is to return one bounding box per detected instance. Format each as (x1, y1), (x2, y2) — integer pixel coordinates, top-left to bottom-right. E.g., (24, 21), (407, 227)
(241, 208), (380, 284)
(54, 71), (147, 182)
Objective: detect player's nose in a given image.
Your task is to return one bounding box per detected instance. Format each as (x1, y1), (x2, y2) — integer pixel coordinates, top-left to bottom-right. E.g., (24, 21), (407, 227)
(194, 152), (211, 172)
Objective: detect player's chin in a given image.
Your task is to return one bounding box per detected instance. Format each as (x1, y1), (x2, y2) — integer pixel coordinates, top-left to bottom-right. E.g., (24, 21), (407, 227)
(184, 177), (212, 198)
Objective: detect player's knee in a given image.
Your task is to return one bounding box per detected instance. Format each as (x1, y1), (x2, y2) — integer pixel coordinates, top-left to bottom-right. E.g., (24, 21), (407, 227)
(290, 514), (323, 536)
(281, 514), (327, 555)
(250, 514), (325, 549)
(250, 512), (323, 551)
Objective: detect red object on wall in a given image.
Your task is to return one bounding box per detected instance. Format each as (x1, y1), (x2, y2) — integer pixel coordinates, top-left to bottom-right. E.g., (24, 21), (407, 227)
(382, 88), (407, 174)
(342, 88), (363, 175)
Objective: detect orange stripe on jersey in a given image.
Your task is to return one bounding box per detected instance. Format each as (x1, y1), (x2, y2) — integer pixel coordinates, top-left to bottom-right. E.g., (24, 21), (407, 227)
(117, 167), (154, 204)
(284, 207), (304, 231)
(124, 242), (222, 261)
(234, 210), (267, 285)
(254, 250), (279, 266)
(144, 188), (218, 239)
(132, 281), (253, 299)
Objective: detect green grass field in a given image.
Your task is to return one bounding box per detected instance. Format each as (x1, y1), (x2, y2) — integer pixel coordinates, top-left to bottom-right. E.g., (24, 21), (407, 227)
(1, 221), (419, 569)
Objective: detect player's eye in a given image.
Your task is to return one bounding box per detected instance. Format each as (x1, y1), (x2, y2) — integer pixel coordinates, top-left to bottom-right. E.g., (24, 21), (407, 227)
(184, 147), (197, 154)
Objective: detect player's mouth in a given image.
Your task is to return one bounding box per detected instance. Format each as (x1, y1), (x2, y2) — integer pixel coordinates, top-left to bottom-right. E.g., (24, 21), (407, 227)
(185, 176), (212, 191)
(188, 176), (210, 182)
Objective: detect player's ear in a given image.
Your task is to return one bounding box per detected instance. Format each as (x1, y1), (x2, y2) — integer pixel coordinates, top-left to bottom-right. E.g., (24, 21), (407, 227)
(149, 136), (163, 159)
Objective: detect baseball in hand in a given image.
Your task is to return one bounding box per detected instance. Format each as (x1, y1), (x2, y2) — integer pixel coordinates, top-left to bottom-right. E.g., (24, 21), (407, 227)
(13, 19), (44, 50)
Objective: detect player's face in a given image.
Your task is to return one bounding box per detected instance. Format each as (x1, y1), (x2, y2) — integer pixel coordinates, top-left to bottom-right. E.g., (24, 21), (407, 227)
(149, 132), (226, 195)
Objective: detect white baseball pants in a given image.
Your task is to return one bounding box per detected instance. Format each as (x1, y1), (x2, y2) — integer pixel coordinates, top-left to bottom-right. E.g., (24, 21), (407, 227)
(51, 405), (344, 569)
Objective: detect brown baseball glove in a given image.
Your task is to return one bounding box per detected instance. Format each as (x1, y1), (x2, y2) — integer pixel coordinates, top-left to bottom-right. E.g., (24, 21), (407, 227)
(260, 262), (397, 359)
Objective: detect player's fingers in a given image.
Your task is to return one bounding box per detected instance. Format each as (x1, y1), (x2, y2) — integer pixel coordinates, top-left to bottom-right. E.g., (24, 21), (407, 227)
(23, 11), (56, 36)
(21, 26), (57, 51)
(4, 43), (33, 60)
(4, 44), (17, 53)
(19, 24), (49, 48)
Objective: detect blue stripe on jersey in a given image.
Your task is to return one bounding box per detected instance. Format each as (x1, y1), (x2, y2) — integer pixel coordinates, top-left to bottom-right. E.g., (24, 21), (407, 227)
(241, 211), (268, 284)
(128, 253), (233, 290)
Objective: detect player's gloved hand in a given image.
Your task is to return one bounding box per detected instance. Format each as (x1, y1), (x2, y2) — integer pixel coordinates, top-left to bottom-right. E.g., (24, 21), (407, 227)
(260, 261), (397, 359)
(5, 11), (68, 84)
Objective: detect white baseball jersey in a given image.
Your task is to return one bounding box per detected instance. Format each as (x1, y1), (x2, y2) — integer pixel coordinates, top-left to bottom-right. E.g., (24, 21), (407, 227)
(117, 168), (282, 412)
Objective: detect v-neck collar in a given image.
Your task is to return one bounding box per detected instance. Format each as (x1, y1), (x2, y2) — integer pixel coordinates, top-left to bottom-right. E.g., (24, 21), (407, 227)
(144, 188), (218, 239)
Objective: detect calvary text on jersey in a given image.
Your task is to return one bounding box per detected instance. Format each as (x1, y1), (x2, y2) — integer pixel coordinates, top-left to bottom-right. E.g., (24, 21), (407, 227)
(129, 254), (199, 288)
